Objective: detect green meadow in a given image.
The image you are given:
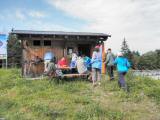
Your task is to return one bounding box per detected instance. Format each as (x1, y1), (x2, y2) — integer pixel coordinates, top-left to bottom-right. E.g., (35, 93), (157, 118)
(0, 69), (160, 120)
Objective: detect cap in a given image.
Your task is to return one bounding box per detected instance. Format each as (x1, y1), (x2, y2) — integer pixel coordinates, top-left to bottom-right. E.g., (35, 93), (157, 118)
(95, 45), (100, 49)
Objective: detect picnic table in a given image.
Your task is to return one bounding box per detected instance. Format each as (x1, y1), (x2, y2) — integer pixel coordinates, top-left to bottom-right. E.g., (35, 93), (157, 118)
(58, 66), (72, 70)
(48, 66), (89, 80)
(62, 73), (89, 79)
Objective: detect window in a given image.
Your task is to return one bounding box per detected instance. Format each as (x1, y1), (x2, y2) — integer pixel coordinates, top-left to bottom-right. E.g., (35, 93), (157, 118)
(33, 40), (41, 46)
(67, 47), (73, 55)
(44, 40), (51, 46)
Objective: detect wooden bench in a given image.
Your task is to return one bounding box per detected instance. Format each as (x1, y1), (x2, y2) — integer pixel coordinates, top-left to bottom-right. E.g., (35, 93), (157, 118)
(62, 73), (89, 78)
(48, 73), (89, 83)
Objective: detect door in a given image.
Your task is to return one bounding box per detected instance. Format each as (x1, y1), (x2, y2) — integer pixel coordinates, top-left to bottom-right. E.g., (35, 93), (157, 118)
(78, 44), (91, 57)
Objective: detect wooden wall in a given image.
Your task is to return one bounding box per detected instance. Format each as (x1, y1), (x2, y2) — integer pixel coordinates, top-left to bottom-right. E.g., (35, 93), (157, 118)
(22, 38), (97, 77)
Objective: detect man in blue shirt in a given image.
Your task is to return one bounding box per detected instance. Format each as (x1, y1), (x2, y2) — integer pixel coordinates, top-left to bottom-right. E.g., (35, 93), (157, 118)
(114, 52), (131, 90)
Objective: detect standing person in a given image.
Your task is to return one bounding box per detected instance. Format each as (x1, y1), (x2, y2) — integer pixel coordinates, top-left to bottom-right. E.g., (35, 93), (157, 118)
(91, 45), (102, 86)
(105, 48), (115, 80)
(70, 52), (78, 73)
(114, 52), (131, 90)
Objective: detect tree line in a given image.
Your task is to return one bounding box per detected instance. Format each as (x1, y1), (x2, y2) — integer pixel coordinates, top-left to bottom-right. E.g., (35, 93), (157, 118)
(121, 38), (160, 70)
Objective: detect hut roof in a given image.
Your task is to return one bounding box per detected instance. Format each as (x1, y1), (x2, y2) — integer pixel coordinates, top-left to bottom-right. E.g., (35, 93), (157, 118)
(11, 30), (111, 37)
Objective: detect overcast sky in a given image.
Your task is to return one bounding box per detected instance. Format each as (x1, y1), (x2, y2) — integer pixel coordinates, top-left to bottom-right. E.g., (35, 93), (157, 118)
(0, 0), (160, 54)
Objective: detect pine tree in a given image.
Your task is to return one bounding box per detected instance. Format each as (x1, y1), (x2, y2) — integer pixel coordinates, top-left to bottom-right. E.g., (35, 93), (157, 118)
(121, 37), (130, 55)
(7, 34), (22, 67)
(121, 38), (134, 68)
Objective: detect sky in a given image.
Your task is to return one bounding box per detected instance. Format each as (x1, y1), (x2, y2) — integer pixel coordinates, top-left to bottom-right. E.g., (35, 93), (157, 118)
(0, 0), (160, 54)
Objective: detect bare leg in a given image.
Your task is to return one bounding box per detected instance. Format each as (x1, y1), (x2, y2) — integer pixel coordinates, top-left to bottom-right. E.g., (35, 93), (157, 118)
(92, 68), (97, 86)
(97, 69), (101, 85)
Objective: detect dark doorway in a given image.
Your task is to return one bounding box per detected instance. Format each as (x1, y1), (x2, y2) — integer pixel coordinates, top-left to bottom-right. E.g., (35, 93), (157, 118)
(0, 60), (2, 68)
(78, 44), (91, 57)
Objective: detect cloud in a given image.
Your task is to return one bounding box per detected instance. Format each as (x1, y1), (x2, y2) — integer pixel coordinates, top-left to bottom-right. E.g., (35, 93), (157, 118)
(15, 10), (26, 20)
(0, 14), (4, 20)
(0, 8), (74, 34)
(4, 9), (46, 21)
(28, 10), (46, 18)
(22, 20), (76, 31)
(47, 0), (160, 53)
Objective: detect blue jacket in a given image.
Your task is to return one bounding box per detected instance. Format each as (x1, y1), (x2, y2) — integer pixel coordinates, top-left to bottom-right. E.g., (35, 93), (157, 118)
(91, 51), (102, 69)
(84, 56), (91, 68)
(114, 57), (130, 72)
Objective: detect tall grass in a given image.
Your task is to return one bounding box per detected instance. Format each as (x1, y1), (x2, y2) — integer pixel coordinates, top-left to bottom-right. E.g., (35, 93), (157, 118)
(0, 69), (160, 120)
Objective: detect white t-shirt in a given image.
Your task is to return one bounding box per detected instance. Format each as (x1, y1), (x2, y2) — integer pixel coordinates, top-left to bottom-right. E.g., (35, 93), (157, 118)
(71, 53), (77, 61)
(76, 57), (87, 74)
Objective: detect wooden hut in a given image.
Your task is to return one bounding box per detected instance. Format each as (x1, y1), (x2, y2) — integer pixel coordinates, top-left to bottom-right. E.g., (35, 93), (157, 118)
(11, 30), (111, 77)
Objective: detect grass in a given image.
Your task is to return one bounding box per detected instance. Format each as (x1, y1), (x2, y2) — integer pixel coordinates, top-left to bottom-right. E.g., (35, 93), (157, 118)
(0, 69), (160, 120)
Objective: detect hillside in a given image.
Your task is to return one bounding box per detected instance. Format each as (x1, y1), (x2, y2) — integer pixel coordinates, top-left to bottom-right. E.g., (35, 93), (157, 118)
(0, 69), (160, 120)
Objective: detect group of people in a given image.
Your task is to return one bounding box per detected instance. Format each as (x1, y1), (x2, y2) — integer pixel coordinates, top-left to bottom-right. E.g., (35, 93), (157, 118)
(57, 52), (91, 74)
(44, 45), (131, 90)
(105, 48), (131, 90)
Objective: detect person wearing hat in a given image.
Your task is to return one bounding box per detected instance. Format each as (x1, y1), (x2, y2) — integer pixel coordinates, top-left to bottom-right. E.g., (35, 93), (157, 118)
(44, 51), (55, 72)
(91, 45), (102, 86)
(105, 48), (115, 80)
(114, 52), (131, 90)
(45, 57), (56, 78)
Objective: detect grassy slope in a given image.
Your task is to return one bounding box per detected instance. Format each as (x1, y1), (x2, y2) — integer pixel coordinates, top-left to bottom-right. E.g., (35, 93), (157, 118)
(0, 69), (160, 120)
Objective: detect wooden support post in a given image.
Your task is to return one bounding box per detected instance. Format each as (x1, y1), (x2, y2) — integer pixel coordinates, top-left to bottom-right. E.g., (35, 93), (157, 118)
(102, 42), (106, 74)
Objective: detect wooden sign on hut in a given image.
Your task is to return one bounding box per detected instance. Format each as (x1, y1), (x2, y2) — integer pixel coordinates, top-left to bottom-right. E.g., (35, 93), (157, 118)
(11, 30), (111, 77)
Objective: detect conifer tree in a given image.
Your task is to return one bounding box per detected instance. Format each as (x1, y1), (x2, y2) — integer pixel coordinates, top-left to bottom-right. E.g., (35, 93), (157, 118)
(7, 33), (22, 67)
(121, 37), (130, 55)
(121, 37), (134, 68)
